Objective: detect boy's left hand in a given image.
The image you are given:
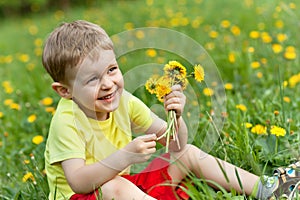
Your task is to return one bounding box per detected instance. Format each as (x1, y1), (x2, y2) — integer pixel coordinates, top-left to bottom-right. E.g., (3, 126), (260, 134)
(164, 84), (186, 118)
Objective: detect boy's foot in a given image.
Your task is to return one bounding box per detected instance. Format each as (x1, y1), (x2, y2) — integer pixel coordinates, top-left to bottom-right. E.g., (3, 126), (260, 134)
(268, 161), (300, 199)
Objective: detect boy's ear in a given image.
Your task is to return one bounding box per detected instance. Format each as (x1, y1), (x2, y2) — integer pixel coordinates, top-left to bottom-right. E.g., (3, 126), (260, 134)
(51, 82), (72, 99)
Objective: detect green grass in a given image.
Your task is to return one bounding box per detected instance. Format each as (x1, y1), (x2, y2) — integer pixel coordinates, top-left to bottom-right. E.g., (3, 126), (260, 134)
(0, 0), (300, 199)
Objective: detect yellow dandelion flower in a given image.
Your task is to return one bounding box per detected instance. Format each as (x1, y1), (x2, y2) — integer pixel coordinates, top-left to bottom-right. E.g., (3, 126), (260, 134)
(275, 20), (284, 29)
(4, 99), (13, 106)
(32, 135), (44, 145)
(283, 96), (291, 103)
(224, 83), (233, 90)
(194, 64), (205, 82)
(288, 73), (300, 88)
(135, 30), (145, 39)
(27, 114), (37, 123)
(124, 22), (134, 30)
(28, 25), (38, 35)
(41, 97), (53, 106)
(205, 42), (215, 50)
(270, 125), (286, 137)
(261, 32), (272, 43)
(203, 87), (214, 96)
(0, 55), (13, 64)
(146, 49), (157, 57)
(22, 172), (35, 182)
(274, 110), (280, 116)
(244, 122), (253, 128)
(155, 76), (172, 101)
(260, 58), (267, 64)
(277, 33), (287, 43)
(206, 101), (211, 106)
(251, 61), (260, 69)
(283, 80), (288, 87)
(191, 17), (203, 28)
(34, 48), (42, 57)
(10, 103), (21, 110)
(0, 111), (3, 118)
(284, 51), (296, 60)
(146, 0), (153, 6)
(27, 63), (35, 71)
(54, 10), (64, 20)
(179, 17), (189, 26)
(289, 3), (296, 9)
(228, 52), (236, 63)
(284, 46), (297, 60)
(4, 86), (13, 94)
(275, 5), (281, 12)
(286, 46), (296, 52)
(2, 81), (10, 87)
(34, 38), (43, 47)
(251, 124), (267, 135)
(24, 159), (30, 164)
(248, 47), (255, 53)
(145, 74), (159, 94)
(164, 61), (187, 78)
(220, 20), (231, 28)
(4, 132), (8, 137)
(272, 43), (283, 54)
(256, 72), (263, 78)
(209, 30), (218, 38)
(45, 107), (56, 115)
(249, 31), (260, 39)
(2, 81), (14, 94)
(231, 25), (241, 36)
(18, 54), (30, 63)
(236, 104), (247, 112)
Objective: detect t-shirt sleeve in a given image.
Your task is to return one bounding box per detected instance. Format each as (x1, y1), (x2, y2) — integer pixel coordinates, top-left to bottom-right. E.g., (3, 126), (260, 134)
(47, 110), (86, 164)
(128, 94), (156, 133)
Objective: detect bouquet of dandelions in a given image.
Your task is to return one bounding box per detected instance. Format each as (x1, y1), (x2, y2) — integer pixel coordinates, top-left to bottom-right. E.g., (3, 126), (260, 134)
(145, 60), (205, 153)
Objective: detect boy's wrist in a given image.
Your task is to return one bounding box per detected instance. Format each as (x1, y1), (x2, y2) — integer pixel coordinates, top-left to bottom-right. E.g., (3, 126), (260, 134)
(100, 149), (131, 172)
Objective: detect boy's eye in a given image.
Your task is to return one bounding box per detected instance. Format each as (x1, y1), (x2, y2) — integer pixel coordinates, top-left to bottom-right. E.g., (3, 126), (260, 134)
(87, 77), (98, 83)
(108, 66), (117, 73)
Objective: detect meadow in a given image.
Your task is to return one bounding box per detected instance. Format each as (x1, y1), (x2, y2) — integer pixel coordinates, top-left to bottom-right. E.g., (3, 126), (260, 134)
(0, 0), (300, 199)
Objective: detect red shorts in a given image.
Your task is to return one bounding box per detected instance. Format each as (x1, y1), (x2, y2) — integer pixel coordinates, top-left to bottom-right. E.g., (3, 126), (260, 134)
(70, 153), (189, 200)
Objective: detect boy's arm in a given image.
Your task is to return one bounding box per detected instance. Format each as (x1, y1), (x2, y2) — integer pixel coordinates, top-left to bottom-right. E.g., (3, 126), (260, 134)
(61, 133), (157, 194)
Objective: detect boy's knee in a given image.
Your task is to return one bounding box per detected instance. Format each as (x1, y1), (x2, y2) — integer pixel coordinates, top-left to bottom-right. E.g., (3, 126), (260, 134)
(173, 144), (206, 163)
(101, 176), (124, 199)
(177, 144), (200, 156)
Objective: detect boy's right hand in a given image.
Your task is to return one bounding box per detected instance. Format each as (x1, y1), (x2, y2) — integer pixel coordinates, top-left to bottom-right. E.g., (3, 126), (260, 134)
(123, 134), (157, 164)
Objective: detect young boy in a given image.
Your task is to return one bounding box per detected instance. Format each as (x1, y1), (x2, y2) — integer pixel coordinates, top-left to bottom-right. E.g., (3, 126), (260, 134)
(42, 20), (299, 200)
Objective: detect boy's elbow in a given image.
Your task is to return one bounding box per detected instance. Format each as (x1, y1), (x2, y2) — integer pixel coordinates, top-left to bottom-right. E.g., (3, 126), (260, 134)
(68, 179), (94, 194)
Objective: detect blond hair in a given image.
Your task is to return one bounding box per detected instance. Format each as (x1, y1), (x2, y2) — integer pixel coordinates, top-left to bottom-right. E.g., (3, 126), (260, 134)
(42, 20), (113, 82)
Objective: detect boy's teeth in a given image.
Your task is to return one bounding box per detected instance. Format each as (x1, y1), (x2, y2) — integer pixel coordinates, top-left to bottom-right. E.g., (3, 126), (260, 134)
(103, 94), (112, 99)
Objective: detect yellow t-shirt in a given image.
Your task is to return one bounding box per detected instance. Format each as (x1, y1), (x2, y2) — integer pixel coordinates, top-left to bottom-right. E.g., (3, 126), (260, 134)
(45, 90), (154, 200)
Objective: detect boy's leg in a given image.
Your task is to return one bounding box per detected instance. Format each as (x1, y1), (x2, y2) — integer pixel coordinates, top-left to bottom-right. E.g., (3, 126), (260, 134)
(168, 144), (259, 195)
(101, 176), (156, 200)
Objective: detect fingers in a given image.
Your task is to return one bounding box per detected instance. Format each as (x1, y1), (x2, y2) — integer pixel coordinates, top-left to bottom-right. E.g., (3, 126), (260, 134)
(164, 85), (186, 115)
(135, 134), (157, 153)
(139, 133), (157, 141)
(170, 84), (183, 92)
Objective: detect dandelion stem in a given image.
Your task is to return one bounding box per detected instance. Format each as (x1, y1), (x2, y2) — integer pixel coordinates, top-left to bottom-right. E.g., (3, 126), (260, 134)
(275, 136), (278, 154)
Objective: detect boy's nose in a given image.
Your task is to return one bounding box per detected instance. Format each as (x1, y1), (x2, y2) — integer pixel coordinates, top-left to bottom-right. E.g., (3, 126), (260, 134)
(100, 76), (114, 90)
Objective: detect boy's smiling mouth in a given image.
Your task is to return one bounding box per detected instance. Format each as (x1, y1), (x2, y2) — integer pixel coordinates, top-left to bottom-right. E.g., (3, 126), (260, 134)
(98, 90), (117, 101)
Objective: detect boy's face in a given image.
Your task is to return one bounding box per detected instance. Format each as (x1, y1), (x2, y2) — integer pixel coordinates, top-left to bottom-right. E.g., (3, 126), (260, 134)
(67, 49), (124, 120)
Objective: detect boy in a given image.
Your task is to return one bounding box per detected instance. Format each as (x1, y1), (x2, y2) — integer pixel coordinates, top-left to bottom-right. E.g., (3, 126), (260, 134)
(42, 20), (299, 200)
